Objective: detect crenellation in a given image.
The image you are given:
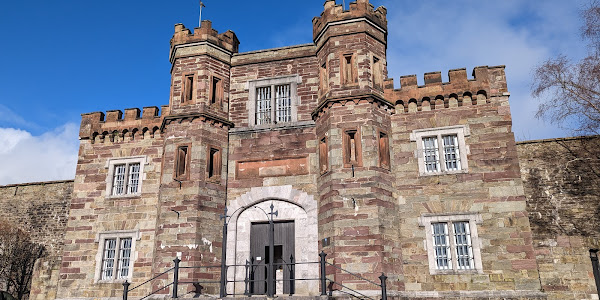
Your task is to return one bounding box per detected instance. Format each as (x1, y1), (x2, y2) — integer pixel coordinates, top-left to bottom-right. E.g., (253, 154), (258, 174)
(424, 71), (442, 85)
(124, 108), (141, 120)
(142, 106), (159, 119)
(312, 0), (387, 41)
(79, 106), (165, 140)
(386, 66), (507, 113)
(170, 20), (239, 54)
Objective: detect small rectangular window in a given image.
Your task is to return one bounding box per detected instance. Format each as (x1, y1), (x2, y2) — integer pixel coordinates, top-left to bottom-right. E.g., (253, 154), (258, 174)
(319, 137), (328, 174)
(208, 147), (221, 179)
(101, 237), (132, 280)
(373, 56), (383, 89)
(175, 146), (188, 179)
(184, 75), (194, 103)
(320, 62), (328, 93)
(343, 129), (361, 167)
(343, 54), (354, 84)
(378, 131), (390, 169)
(112, 163), (141, 196)
(431, 221), (474, 271)
(419, 213), (481, 274)
(412, 126), (469, 176)
(211, 77), (222, 105)
(106, 156), (146, 197)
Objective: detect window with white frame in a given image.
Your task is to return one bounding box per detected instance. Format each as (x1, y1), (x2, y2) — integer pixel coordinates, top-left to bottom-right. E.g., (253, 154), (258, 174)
(95, 230), (140, 282)
(419, 213), (483, 274)
(105, 156), (148, 198)
(410, 125), (470, 176)
(248, 75), (301, 126)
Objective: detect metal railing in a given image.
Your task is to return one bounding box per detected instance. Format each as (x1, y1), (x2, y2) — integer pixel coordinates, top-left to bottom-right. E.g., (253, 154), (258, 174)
(123, 251), (388, 300)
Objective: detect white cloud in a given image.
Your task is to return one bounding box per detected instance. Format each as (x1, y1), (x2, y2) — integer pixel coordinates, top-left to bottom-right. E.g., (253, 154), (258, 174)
(381, 0), (587, 140)
(0, 104), (40, 130)
(0, 124), (79, 185)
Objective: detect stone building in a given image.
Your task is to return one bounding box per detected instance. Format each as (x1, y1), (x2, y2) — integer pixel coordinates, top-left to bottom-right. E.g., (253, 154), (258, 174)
(1, 0), (600, 299)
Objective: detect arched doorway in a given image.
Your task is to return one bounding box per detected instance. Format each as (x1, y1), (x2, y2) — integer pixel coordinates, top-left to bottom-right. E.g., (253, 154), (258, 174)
(225, 186), (319, 296)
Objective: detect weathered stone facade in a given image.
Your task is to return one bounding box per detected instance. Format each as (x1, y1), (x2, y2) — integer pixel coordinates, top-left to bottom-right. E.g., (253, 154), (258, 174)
(518, 136), (600, 300)
(1, 1), (600, 299)
(0, 180), (73, 300)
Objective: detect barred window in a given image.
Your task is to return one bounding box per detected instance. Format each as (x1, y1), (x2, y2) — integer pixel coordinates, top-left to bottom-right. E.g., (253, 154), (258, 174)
(432, 222), (450, 270)
(96, 230), (139, 283)
(419, 214), (482, 274)
(411, 126), (469, 176)
(256, 86), (272, 125)
(431, 221), (474, 271)
(106, 156), (147, 198)
(111, 162), (140, 196)
(248, 75), (301, 127)
(275, 85), (291, 123)
(443, 135), (461, 171)
(453, 221), (474, 270)
(422, 137), (440, 172)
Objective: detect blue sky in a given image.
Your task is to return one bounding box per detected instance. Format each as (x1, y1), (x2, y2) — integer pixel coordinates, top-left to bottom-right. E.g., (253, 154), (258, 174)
(0, 0), (589, 184)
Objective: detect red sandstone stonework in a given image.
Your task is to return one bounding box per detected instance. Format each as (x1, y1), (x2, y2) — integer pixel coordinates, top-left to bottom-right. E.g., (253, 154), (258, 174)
(1, 0), (598, 299)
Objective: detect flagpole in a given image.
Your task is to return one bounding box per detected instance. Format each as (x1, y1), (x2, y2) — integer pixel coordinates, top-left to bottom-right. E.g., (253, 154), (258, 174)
(199, 1), (205, 27)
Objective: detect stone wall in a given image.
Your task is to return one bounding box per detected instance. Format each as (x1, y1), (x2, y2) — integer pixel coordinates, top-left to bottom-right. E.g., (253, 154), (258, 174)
(390, 69), (543, 297)
(55, 132), (164, 299)
(518, 136), (600, 300)
(0, 180), (73, 300)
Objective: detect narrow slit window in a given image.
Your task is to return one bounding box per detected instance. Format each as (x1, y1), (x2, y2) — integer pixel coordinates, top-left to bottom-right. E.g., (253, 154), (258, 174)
(344, 55), (354, 84)
(176, 146), (188, 178)
(184, 75), (194, 103)
(320, 62), (328, 92)
(378, 131), (390, 169)
(319, 137), (328, 174)
(343, 129), (361, 166)
(373, 56), (382, 89)
(256, 86), (272, 125)
(208, 147), (221, 179)
(211, 77), (221, 105)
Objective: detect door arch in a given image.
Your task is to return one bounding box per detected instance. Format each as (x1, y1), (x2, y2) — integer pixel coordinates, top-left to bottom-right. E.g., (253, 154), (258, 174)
(225, 186), (319, 296)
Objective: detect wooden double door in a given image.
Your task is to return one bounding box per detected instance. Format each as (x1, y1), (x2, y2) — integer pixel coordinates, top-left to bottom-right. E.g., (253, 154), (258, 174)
(249, 221), (295, 295)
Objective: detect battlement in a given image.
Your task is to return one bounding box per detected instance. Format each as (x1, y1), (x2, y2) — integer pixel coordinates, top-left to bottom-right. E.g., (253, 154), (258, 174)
(79, 106), (169, 142)
(312, 0), (387, 41)
(385, 66), (508, 112)
(170, 20), (240, 54)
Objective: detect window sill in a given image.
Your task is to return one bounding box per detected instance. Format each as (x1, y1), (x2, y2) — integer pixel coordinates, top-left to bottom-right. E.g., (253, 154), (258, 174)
(230, 120), (316, 134)
(419, 169), (468, 177)
(105, 194), (142, 200)
(429, 269), (482, 275)
(96, 278), (131, 284)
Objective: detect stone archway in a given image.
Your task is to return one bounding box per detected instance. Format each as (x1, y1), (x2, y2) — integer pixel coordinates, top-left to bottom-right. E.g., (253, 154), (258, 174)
(225, 185), (319, 296)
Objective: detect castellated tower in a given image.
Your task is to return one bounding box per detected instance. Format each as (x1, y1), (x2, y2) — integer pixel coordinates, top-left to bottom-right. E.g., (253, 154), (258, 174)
(312, 0), (400, 291)
(154, 20), (239, 294)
